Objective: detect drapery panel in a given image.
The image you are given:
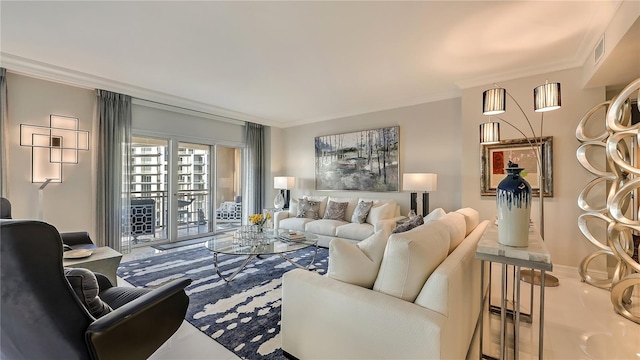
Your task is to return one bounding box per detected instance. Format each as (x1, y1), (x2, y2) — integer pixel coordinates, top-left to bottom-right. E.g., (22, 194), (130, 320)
(96, 90), (131, 253)
(243, 122), (264, 219)
(0, 68), (8, 197)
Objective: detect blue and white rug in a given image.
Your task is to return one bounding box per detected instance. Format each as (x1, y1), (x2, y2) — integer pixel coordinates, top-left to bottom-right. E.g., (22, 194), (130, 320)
(117, 245), (328, 360)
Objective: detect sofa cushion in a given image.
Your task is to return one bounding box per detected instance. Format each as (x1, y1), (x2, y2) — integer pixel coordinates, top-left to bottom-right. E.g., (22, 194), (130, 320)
(351, 200), (374, 224)
(368, 202), (395, 225)
(280, 217), (315, 232)
(305, 219), (347, 237)
(455, 208), (480, 236)
(303, 196), (328, 218)
(372, 220), (450, 302)
(335, 222), (375, 240)
(297, 199), (321, 219)
(327, 230), (389, 288)
(324, 200), (349, 221)
(436, 212), (467, 254)
(288, 198), (299, 217)
(64, 267), (113, 318)
(392, 215), (424, 234)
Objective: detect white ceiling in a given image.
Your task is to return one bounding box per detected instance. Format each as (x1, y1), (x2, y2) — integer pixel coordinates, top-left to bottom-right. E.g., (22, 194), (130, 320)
(0, 1), (627, 127)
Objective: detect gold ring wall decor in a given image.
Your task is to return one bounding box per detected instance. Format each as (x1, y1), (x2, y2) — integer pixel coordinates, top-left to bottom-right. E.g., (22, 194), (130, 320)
(576, 77), (640, 324)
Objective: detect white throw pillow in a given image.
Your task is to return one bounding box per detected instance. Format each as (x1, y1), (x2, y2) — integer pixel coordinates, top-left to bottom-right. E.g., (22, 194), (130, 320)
(328, 230), (388, 288)
(436, 212), (467, 254)
(372, 220), (450, 302)
(288, 198), (299, 217)
(424, 208), (446, 222)
(368, 202), (395, 225)
(361, 199), (396, 224)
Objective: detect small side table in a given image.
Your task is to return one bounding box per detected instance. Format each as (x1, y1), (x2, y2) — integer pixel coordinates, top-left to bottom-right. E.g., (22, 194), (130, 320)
(475, 224), (552, 360)
(63, 246), (123, 286)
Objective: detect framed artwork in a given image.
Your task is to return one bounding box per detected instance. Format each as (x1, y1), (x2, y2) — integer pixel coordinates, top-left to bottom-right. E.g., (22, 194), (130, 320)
(481, 137), (553, 197)
(315, 126), (399, 191)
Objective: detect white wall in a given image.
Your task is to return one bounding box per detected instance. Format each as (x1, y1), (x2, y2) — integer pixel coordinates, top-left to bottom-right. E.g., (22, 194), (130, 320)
(280, 98), (463, 216)
(6, 73), (95, 234)
(461, 67), (606, 269)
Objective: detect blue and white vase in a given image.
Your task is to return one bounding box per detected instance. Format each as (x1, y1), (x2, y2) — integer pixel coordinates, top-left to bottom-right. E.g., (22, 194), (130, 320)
(496, 161), (531, 247)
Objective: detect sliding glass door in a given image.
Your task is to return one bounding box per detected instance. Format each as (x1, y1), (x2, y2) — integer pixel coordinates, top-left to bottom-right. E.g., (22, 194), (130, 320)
(176, 142), (211, 239)
(215, 146), (242, 232)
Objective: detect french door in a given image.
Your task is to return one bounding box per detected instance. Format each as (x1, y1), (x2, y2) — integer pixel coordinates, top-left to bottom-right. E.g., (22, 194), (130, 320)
(129, 136), (242, 246)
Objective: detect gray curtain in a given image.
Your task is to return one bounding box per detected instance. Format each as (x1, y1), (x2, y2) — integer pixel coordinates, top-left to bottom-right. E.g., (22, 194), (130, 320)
(0, 68), (8, 197)
(243, 122), (264, 219)
(96, 90), (131, 253)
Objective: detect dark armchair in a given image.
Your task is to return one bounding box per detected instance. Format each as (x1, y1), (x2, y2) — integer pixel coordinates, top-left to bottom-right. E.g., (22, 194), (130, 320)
(1, 219), (192, 360)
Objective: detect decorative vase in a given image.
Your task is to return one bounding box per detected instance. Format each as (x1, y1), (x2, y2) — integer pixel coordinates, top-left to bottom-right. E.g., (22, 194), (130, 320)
(497, 161), (532, 247)
(274, 191), (285, 209)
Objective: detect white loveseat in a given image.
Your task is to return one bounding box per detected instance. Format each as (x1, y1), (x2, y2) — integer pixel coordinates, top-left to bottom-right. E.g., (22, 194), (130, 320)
(281, 208), (489, 359)
(274, 196), (403, 247)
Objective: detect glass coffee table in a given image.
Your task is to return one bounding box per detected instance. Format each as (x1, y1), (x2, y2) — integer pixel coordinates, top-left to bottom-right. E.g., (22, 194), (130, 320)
(206, 230), (318, 283)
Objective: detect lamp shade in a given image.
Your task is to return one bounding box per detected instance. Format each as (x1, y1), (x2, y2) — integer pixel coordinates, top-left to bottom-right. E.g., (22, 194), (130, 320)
(480, 122), (501, 144)
(534, 82), (561, 112)
(403, 173), (437, 192)
(274, 176), (295, 189)
(483, 88), (506, 115)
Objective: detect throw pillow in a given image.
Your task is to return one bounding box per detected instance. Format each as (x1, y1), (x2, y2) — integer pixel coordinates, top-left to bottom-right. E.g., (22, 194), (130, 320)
(64, 267), (112, 318)
(372, 219), (450, 302)
(455, 208), (480, 236)
(323, 200), (349, 221)
(296, 199), (321, 219)
(392, 214), (424, 234)
(288, 198), (299, 217)
(351, 200), (374, 224)
(368, 202), (395, 225)
(436, 212), (467, 254)
(328, 230), (388, 288)
(424, 208), (446, 223)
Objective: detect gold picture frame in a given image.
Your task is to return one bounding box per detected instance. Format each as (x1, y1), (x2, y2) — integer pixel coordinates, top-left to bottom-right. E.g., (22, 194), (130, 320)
(481, 137), (553, 197)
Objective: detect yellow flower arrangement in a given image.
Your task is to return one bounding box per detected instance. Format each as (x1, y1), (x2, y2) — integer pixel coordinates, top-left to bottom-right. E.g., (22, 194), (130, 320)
(248, 212), (272, 226)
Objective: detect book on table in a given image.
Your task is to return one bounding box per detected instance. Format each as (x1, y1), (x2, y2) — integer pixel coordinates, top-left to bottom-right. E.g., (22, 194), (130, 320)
(279, 232), (305, 241)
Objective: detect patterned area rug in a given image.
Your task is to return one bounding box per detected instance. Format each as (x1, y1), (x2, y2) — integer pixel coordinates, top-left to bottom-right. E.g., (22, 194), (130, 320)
(117, 245), (328, 360)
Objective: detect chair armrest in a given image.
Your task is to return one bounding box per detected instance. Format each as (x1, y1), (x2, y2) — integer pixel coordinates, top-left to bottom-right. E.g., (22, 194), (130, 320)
(60, 231), (95, 246)
(86, 278), (191, 360)
(94, 272), (114, 289)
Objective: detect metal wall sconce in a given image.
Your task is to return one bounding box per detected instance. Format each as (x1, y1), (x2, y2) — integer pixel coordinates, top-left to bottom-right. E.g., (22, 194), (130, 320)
(20, 115), (89, 183)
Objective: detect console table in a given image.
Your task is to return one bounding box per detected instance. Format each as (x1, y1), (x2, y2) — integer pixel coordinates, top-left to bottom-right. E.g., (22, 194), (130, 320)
(63, 246), (123, 286)
(475, 223), (552, 360)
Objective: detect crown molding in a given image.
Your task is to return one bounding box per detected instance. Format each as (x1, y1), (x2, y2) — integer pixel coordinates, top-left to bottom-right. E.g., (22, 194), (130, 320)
(0, 53), (275, 126)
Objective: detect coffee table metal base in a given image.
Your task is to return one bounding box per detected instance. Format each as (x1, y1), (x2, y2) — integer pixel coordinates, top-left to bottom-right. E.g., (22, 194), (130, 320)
(213, 246), (319, 283)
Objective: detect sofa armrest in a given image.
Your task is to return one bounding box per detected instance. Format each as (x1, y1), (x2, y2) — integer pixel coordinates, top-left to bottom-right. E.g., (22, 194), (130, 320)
(374, 215), (405, 236)
(282, 269), (446, 359)
(274, 210), (290, 230)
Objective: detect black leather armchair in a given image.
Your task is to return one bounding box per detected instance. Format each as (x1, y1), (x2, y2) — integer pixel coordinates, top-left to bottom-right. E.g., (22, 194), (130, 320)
(1, 219), (192, 360)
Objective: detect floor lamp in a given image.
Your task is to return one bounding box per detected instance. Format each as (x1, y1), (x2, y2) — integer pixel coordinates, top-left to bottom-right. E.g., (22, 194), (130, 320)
(480, 81), (561, 287)
(402, 173), (437, 217)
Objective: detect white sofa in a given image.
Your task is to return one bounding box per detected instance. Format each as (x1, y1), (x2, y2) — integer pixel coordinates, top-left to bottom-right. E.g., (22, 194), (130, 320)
(281, 208), (489, 359)
(274, 195), (404, 247)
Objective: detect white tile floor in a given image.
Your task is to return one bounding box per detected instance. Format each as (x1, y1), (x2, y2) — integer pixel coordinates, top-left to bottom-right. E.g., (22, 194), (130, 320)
(120, 245), (640, 360)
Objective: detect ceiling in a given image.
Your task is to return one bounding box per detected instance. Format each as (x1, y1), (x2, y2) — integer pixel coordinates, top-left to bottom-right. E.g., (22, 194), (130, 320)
(0, 1), (633, 127)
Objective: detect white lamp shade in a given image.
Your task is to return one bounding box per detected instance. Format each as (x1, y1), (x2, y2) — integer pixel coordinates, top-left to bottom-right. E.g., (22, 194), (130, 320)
(482, 88), (506, 115)
(274, 176), (295, 189)
(534, 82), (561, 112)
(403, 173), (437, 192)
(480, 122), (501, 144)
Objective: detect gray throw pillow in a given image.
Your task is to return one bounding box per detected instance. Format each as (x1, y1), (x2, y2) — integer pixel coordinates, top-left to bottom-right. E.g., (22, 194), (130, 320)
(297, 199), (321, 219)
(351, 201), (374, 224)
(324, 201), (349, 221)
(392, 215), (424, 234)
(64, 267), (113, 318)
